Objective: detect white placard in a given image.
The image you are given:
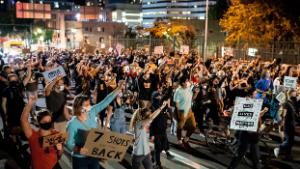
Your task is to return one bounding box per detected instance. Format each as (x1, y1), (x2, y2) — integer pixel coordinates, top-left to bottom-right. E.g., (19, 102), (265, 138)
(230, 97), (263, 132)
(283, 76), (297, 89)
(154, 46), (163, 55)
(116, 43), (124, 55)
(42, 66), (66, 82)
(276, 92), (286, 103)
(248, 48), (258, 57)
(221, 47), (234, 57)
(180, 45), (189, 55)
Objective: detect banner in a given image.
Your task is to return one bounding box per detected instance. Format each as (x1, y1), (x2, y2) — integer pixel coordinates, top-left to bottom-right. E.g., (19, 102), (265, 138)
(42, 66), (66, 82)
(221, 47), (234, 57)
(154, 46), (163, 55)
(283, 76), (297, 89)
(180, 45), (189, 55)
(42, 132), (67, 148)
(248, 48), (258, 57)
(230, 97), (263, 132)
(84, 129), (133, 161)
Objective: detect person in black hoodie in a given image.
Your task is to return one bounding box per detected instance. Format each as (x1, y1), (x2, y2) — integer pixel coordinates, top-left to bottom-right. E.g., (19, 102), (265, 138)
(150, 83), (173, 169)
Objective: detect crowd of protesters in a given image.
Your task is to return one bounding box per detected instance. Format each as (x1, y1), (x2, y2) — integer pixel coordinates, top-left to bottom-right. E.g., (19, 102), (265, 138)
(0, 47), (299, 169)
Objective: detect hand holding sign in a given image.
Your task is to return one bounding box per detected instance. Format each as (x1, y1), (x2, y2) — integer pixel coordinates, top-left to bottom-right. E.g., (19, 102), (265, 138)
(83, 129), (133, 161)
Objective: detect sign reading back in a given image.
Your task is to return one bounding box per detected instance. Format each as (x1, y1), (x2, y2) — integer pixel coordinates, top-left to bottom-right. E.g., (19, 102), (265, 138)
(230, 97), (263, 132)
(283, 76), (297, 89)
(42, 66), (66, 82)
(84, 129), (133, 161)
(42, 132), (67, 148)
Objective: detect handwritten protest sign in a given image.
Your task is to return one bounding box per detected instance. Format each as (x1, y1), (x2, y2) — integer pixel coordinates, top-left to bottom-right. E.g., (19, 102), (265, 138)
(154, 46), (164, 55)
(283, 76), (297, 89)
(221, 47), (234, 57)
(84, 129), (133, 161)
(42, 66), (66, 82)
(230, 97), (263, 132)
(180, 45), (189, 55)
(276, 92), (286, 103)
(248, 48), (258, 57)
(42, 132), (67, 148)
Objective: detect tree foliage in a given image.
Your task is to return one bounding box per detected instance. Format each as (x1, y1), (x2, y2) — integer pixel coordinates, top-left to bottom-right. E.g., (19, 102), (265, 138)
(145, 19), (196, 46)
(220, 0), (298, 45)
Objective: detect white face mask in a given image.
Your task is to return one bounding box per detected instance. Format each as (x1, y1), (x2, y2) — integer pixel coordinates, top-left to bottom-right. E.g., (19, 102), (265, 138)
(82, 106), (91, 113)
(59, 85), (64, 91)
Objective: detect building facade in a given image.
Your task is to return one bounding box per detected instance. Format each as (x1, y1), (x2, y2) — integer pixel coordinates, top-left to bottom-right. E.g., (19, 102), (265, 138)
(142, 0), (216, 27)
(107, 3), (142, 28)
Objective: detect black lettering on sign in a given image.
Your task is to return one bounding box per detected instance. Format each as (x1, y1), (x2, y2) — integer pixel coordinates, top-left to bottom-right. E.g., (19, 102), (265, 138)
(243, 104), (253, 108)
(237, 111), (254, 118)
(235, 121), (254, 127)
(107, 136), (130, 147)
(93, 131), (104, 142)
(91, 148), (123, 160)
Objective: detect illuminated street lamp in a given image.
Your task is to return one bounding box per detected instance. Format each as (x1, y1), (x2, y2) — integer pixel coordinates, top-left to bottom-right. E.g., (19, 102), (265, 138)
(75, 13), (80, 21)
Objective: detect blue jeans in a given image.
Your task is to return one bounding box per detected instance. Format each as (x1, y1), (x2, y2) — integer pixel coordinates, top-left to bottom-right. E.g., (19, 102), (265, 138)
(280, 128), (295, 156)
(72, 156), (103, 169)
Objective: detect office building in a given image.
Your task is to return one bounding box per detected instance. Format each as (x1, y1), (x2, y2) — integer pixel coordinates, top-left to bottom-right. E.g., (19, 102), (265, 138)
(142, 0), (216, 27)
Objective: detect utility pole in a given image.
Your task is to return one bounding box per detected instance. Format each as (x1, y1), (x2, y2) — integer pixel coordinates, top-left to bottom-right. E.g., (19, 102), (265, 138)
(203, 0), (209, 61)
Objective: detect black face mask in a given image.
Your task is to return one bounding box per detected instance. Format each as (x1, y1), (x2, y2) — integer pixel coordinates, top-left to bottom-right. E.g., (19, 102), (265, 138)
(291, 97), (297, 102)
(9, 81), (19, 87)
(39, 122), (53, 130)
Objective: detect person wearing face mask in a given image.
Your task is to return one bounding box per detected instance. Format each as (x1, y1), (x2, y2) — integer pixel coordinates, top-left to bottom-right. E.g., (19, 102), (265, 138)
(129, 101), (168, 169)
(45, 75), (69, 123)
(66, 80), (124, 169)
(21, 95), (63, 169)
(274, 90), (297, 160)
(104, 92), (128, 134)
(2, 74), (25, 141)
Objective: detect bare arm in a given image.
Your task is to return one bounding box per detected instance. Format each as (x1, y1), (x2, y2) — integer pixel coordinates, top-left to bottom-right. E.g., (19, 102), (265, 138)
(45, 76), (61, 96)
(21, 96), (37, 138)
(104, 106), (113, 130)
(142, 101), (167, 126)
(23, 63), (32, 86)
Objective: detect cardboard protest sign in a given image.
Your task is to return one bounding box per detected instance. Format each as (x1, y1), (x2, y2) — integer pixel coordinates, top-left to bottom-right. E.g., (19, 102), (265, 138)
(42, 66), (66, 82)
(180, 45), (189, 55)
(248, 48), (258, 57)
(84, 129), (133, 161)
(221, 47), (234, 57)
(154, 46), (164, 55)
(276, 92), (286, 103)
(283, 76), (297, 89)
(42, 132), (67, 148)
(230, 97), (263, 132)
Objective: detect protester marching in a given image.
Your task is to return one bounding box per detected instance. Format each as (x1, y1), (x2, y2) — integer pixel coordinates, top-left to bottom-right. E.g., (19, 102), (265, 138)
(0, 47), (299, 169)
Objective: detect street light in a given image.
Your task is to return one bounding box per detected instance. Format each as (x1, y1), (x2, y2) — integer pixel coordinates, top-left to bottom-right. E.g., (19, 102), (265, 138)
(75, 13), (80, 21)
(203, 0), (209, 61)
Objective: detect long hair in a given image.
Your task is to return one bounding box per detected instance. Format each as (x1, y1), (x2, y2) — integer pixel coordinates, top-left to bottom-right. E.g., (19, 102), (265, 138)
(129, 108), (150, 131)
(73, 94), (90, 116)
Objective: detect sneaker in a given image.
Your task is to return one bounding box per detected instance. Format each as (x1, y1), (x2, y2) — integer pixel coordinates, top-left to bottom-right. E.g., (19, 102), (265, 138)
(199, 133), (205, 138)
(166, 152), (174, 159)
(274, 148), (280, 158)
(155, 164), (163, 169)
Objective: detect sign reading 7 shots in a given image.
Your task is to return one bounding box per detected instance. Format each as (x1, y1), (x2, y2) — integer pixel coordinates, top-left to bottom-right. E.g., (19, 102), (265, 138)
(84, 129), (133, 161)
(230, 97), (263, 132)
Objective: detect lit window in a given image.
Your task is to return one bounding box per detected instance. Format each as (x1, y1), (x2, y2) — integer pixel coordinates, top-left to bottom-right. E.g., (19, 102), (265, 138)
(54, 2), (59, 8)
